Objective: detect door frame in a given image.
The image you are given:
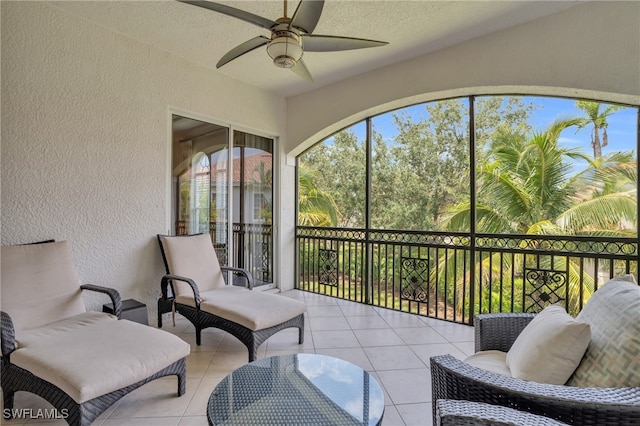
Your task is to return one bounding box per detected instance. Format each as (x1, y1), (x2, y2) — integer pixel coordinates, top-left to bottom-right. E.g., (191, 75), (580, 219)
(167, 107), (280, 290)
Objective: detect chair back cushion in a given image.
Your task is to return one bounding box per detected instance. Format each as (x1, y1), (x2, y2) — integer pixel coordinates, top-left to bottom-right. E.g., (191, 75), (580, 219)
(566, 275), (640, 388)
(159, 234), (226, 297)
(1, 241), (86, 332)
(506, 304), (591, 385)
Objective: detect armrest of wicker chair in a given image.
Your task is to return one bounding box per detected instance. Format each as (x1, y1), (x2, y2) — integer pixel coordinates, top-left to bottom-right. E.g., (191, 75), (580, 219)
(80, 284), (122, 319)
(474, 313), (536, 352)
(436, 399), (569, 425)
(1, 311), (17, 359)
(221, 266), (254, 289)
(431, 354), (640, 425)
(161, 274), (202, 307)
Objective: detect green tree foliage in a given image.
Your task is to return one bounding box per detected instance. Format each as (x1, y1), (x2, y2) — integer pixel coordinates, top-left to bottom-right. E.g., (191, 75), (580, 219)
(297, 164), (340, 226)
(300, 129), (366, 227)
(370, 97), (535, 230)
(440, 118), (636, 313)
(442, 118), (636, 236)
(375, 100), (469, 229)
(556, 151), (637, 236)
(301, 97), (535, 231)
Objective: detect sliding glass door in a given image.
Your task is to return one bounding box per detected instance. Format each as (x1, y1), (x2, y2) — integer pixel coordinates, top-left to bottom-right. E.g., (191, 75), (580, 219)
(171, 115), (274, 287)
(233, 131), (274, 286)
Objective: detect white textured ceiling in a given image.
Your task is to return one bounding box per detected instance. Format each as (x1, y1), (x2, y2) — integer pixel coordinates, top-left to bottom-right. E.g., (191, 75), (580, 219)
(51, 0), (578, 97)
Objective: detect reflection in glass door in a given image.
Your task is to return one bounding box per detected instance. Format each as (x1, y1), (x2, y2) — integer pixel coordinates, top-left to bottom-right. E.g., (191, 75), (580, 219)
(233, 130), (274, 287)
(190, 153), (210, 235)
(171, 115), (229, 265)
(171, 116), (274, 286)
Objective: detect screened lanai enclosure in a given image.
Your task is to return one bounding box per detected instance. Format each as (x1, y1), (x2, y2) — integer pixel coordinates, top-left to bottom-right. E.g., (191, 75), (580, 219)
(296, 95), (639, 324)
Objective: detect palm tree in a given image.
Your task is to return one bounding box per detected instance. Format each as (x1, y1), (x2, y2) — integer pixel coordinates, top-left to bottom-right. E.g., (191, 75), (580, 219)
(556, 151), (637, 235)
(297, 165), (340, 226)
(575, 101), (627, 159)
(439, 119), (636, 314)
(444, 119), (594, 234)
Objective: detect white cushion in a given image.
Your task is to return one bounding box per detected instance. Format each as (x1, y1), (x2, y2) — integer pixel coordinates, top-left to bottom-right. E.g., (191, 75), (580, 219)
(16, 311), (116, 349)
(200, 287), (306, 331)
(567, 275), (640, 388)
(506, 304), (590, 385)
(465, 350), (512, 377)
(1, 241), (86, 332)
(160, 234), (226, 298)
(12, 318), (191, 403)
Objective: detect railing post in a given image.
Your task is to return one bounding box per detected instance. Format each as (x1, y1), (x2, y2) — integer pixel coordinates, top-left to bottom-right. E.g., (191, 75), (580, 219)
(294, 159), (300, 290)
(364, 117), (373, 305)
(468, 95), (477, 326)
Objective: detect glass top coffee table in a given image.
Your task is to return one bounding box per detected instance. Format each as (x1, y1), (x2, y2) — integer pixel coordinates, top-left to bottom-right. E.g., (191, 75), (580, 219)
(207, 353), (385, 425)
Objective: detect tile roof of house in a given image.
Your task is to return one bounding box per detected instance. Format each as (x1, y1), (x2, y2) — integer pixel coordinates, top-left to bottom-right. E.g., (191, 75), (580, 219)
(210, 152), (272, 185)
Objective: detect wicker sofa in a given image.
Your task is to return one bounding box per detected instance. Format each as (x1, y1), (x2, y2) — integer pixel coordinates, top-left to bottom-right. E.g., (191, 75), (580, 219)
(1, 241), (191, 426)
(431, 275), (640, 425)
(157, 234), (306, 362)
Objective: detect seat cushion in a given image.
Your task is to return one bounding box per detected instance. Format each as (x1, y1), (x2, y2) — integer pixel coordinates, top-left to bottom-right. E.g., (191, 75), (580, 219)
(506, 304), (590, 385)
(11, 318), (191, 403)
(199, 287), (306, 331)
(1, 241), (87, 333)
(567, 275), (640, 388)
(465, 350), (512, 377)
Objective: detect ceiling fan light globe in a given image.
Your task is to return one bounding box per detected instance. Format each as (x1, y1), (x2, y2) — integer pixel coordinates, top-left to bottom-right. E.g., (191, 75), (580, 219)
(273, 56), (297, 68)
(267, 32), (303, 69)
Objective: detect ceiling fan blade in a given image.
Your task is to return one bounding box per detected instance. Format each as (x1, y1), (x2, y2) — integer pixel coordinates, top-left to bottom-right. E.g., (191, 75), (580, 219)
(302, 34), (388, 52)
(290, 58), (313, 82)
(178, 1), (277, 30)
(290, 0), (324, 34)
(216, 36), (270, 68)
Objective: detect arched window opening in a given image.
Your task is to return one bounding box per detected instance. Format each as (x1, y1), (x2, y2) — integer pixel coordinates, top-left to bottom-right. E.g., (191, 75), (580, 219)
(296, 95), (639, 322)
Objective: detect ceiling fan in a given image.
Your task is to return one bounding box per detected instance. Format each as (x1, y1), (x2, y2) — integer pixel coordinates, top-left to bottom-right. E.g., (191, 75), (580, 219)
(178, 0), (388, 81)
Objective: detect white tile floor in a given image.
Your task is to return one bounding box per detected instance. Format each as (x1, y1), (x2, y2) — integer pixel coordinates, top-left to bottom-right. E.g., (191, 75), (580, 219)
(2, 290), (474, 426)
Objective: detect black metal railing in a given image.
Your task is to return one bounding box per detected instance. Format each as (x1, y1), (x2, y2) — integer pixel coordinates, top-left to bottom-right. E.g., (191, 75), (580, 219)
(232, 222), (273, 284)
(296, 226), (638, 324)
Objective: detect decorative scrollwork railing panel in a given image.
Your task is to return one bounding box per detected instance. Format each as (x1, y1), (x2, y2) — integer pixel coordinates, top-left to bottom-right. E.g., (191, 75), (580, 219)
(523, 268), (567, 313)
(400, 257), (430, 303)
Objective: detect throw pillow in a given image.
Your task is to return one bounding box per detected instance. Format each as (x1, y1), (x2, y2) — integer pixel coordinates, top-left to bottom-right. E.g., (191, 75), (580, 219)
(506, 304), (591, 385)
(566, 275), (640, 388)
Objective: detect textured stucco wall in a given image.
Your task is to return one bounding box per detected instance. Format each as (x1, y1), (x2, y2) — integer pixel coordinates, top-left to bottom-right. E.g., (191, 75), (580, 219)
(1, 2), (286, 319)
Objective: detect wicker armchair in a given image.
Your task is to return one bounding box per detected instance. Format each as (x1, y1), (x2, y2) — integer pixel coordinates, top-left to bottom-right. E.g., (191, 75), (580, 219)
(436, 399), (569, 425)
(431, 278), (640, 426)
(1, 241), (190, 426)
(157, 234), (306, 362)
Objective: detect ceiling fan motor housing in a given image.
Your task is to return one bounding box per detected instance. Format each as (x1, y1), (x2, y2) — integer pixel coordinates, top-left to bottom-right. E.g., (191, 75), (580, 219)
(267, 24), (303, 68)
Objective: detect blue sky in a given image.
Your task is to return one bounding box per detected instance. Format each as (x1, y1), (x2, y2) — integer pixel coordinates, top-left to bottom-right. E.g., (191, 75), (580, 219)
(336, 96), (638, 164)
(526, 96), (637, 157)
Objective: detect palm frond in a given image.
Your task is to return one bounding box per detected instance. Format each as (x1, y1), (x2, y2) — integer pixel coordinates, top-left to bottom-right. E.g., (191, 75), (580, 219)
(555, 191), (637, 234)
